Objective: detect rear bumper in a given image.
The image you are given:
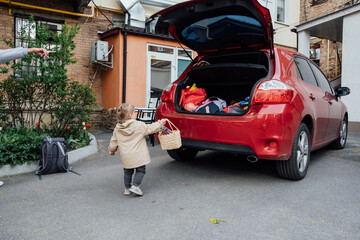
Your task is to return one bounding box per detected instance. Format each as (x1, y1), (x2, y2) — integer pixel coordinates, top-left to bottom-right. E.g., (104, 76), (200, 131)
(156, 102), (301, 160)
(182, 139), (255, 155)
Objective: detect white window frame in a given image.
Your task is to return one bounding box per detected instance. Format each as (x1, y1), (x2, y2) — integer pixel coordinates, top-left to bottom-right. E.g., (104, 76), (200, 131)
(146, 44), (193, 106)
(275, 0), (288, 24)
(15, 17), (62, 78)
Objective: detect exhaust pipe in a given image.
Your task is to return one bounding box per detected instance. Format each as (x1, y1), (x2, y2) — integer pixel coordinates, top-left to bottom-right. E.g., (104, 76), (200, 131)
(247, 155), (259, 163)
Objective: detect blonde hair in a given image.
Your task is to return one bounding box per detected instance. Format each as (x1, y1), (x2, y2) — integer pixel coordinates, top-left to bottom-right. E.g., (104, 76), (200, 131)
(116, 103), (135, 121)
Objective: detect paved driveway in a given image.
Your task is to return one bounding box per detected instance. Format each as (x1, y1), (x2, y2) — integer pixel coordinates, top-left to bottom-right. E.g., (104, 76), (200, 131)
(1, 130), (360, 240)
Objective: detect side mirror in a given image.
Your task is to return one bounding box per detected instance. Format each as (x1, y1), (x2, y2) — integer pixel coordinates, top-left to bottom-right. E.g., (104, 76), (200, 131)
(336, 87), (350, 97)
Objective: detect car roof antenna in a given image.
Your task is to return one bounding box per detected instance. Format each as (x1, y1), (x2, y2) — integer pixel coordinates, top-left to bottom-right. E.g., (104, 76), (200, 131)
(176, 38), (194, 62)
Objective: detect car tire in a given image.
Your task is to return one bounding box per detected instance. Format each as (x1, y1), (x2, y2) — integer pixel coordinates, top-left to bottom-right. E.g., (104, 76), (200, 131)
(276, 123), (310, 181)
(330, 116), (348, 149)
(167, 147), (198, 161)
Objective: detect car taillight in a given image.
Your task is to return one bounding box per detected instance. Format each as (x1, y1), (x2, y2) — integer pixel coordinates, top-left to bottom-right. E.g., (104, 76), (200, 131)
(254, 80), (294, 104)
(161, 84), (175, 103)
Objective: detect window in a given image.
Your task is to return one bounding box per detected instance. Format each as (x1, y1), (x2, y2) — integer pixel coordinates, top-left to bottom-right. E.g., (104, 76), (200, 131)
(309, 62), (334, 94)
(148, 45), (173, 54)
(276, 0), (286, 23)
(14, 17), (62, 78)
(177, 49), (192, 78)
(311, 0), (326, 6)
(181, 15), (264, 50)
(294, 57), (318, 87)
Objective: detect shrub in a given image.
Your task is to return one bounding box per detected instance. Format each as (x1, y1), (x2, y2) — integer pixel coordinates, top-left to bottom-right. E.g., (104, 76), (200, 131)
(64, 122), (93, 150)
(0, 16), (96, 134)
(0, 17), (96, 167)
(0, 127), (47, 167)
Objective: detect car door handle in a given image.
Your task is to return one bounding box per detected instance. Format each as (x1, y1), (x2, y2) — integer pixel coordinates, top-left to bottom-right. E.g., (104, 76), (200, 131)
(309, 94), (315, 101)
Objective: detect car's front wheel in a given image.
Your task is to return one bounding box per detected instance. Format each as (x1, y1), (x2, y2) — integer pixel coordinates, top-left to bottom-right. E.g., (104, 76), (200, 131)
(167, 147), (198, 161)
(276, 123), (310, 181)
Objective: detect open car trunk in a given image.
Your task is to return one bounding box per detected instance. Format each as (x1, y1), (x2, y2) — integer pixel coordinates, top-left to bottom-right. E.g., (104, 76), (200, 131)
(175, 51), (270, 115)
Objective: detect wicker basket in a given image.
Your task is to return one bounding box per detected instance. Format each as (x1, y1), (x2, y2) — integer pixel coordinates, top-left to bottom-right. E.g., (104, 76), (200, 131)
(158, 120), (182, 150)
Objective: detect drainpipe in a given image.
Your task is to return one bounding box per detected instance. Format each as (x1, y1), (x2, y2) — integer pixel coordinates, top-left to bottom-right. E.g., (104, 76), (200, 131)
(122, 12), (129, 103)
(335, 41), (342, 73)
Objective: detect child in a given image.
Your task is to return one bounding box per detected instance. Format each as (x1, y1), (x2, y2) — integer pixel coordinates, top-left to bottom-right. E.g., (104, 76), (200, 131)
(108, 103), (167, 196)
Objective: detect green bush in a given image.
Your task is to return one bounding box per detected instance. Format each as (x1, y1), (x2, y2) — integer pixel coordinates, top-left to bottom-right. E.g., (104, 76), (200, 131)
(0, 127), (47, 167)
(0, 16), (96, 134)
(0, 125), (92, 167)
(0, 17), (96, 167)
(63, 122), (93, 150)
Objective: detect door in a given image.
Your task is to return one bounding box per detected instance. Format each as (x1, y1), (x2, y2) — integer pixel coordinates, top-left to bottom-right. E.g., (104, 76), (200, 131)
(294, 56), (329, 145)
(309, 62), (342, 140)
(146, 45), (176, 106)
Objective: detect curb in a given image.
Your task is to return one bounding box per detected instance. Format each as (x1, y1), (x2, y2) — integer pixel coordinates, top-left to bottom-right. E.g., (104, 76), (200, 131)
(0, 133), (98, 177)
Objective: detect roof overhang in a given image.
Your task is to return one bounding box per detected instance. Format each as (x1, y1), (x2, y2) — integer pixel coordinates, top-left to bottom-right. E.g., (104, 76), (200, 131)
(296, 3), (360, 42)
(62, 0), (91, 13)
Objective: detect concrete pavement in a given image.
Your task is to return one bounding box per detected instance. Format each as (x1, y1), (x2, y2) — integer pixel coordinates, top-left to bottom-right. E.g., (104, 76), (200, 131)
(0, 129), (359, 240)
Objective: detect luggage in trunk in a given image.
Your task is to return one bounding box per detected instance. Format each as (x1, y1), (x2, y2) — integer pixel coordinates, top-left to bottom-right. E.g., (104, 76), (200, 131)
(176, 52), (269, 115)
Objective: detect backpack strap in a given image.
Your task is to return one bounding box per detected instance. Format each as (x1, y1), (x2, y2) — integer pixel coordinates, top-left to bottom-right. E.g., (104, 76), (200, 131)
(36, 138), (52, 180)
(67, 166), (81, 176)
(56, 141), (67, 156)
(56, 141), (81, 176)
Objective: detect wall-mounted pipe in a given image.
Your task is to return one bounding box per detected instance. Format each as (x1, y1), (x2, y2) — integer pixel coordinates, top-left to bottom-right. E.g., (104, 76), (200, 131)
(122, 29), (127, 103)
(140, 0), (176, 8)
(96, 5), (123, 14)
(121, 12), (130, 103)
(0, 0), (95, 17)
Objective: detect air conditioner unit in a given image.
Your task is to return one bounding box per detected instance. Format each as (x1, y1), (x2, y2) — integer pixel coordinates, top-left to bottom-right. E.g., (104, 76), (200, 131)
(90, 40), (109, 63)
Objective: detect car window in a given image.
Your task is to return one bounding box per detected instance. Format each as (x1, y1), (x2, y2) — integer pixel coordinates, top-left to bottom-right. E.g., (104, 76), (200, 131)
(181, 15), (264, 51)
(294, 57), (318, 87)
(309, 62), (334, 94)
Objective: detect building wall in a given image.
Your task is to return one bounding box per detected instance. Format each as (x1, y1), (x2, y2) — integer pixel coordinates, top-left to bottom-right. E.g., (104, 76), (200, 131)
(342, 11), (360, 130)
(102, 30), (122, 109)
(101, 31), (188, 109)
(299, 0), (355, 80)
(258, 0), (300, 50)
(0, 0), (123, 108)
(300, 0), (353, 23)
(319, 40), (342, 81)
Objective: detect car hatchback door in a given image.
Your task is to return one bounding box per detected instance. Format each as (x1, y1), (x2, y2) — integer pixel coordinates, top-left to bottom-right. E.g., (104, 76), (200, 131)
(148, 0), (274, 55)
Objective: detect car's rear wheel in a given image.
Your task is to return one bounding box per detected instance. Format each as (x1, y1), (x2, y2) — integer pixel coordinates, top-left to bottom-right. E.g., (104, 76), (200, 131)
(330, 116), (348, 149)
(276, 123), (310, 181)
(167, 147), (198, 161)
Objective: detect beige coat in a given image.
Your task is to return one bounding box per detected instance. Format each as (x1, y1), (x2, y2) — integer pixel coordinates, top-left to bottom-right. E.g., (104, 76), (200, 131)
(108, 119), (163, 169)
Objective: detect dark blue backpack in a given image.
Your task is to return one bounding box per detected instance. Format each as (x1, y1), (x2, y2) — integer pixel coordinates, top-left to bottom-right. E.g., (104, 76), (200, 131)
(36, 136), (80, 179)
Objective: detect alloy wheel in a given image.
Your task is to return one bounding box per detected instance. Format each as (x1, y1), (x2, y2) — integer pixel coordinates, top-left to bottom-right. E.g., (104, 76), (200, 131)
(340, 120), (347, 146)
(297, 131), (309, 173)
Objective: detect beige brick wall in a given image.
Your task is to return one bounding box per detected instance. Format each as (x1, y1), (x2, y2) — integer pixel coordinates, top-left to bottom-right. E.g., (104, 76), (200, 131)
(319, 40), (342, 81)
(300, 0), (352, 23)
(300, 0), (351, 80)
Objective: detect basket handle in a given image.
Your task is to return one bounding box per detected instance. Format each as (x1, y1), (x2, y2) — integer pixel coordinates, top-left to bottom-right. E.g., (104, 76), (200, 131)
(165, 120), (179, 131)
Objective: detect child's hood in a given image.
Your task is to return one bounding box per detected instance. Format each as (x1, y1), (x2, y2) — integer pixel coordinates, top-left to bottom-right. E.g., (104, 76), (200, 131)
(115, 119), (136, 136)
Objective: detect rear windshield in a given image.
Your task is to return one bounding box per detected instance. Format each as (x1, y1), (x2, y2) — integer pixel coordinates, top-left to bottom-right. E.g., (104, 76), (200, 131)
(181, 15), (264, 51)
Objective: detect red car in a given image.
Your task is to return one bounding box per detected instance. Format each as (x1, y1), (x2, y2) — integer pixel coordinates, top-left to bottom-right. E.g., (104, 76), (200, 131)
(151, 0), (350, 180)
